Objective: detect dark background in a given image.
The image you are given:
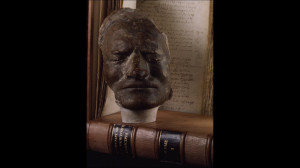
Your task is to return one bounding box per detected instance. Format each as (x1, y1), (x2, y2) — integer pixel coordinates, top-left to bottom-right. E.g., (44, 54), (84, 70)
(5, 0), (291, 167)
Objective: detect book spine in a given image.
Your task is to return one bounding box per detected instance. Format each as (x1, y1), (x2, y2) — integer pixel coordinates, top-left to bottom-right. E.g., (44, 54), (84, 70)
(158, 130), (184, 164)
(111, 124), (135, 157)
(87, 121), (213, 167)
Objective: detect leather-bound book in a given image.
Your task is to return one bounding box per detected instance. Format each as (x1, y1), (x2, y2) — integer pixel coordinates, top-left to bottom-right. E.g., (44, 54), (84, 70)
(87, 110), (213, 167)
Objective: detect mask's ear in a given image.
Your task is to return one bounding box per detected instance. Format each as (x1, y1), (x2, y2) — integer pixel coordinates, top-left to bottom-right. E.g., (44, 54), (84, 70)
(168, 88), (173, 100)
(99, 46), (107, 83)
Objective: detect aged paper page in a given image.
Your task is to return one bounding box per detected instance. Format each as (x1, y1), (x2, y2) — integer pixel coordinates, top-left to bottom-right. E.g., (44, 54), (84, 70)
(122, 0), (137, 8)
(137, 0), (211, 114)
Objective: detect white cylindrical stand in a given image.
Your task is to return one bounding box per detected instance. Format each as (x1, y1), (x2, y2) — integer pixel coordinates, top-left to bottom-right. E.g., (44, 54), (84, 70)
(120, 106), (159, 123)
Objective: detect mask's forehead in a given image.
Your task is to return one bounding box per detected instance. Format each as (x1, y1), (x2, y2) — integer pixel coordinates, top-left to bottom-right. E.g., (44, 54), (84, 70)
(105, 22), (162, 48)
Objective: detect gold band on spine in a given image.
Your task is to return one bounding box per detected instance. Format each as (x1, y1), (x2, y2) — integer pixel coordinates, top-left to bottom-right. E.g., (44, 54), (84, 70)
(206, 134), (213, 167)
(108, 123), (114, 154)
(131, 126), (137, 158)
(86, 122), (91, 150)
(156, 130), (162, 160)
(180, 131), (187, 164)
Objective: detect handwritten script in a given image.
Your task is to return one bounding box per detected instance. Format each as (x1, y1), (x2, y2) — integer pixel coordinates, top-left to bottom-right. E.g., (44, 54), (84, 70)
(137, 0), (210, 113)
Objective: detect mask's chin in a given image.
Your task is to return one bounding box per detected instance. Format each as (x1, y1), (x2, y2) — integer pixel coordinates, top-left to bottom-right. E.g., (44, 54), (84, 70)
(115, 98), (159, 110)
(114, 89), (167, 110)
(119, 106), (159, 123)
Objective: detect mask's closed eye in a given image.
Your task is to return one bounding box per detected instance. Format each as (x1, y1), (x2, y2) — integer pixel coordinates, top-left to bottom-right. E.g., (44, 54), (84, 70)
(111, 51), (131, 62)
(142, 51), (161, 63)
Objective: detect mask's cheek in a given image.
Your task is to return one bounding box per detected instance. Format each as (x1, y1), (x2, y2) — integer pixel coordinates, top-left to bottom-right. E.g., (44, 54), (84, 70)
(150, 62), (169, 83)
(104, 61), (125, 90)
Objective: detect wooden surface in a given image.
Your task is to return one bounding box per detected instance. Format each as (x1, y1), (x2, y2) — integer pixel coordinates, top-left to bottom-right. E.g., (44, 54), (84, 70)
(86, 0), (93, 122)
(201, 0), (214, 116)
(95, 110), (213, 135)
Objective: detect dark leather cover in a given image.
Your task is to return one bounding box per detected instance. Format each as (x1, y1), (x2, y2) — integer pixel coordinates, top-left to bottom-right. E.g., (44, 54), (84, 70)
(158, 130), (183, 164)
(111, 124), (134, 156)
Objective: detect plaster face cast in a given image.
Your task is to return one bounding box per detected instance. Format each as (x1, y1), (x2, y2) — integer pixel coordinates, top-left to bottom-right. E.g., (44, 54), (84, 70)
(99, 8), (172, 123)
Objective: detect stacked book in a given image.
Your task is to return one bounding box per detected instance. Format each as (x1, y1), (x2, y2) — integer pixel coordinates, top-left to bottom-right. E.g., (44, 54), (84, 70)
(87, 110), (213, 167)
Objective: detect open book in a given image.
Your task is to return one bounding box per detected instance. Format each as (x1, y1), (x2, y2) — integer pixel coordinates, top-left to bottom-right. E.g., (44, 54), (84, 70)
(87, 0), (213, 120)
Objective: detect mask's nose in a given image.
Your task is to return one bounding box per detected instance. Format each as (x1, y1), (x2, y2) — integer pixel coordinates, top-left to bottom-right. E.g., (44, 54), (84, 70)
(125, 49), (150, 80)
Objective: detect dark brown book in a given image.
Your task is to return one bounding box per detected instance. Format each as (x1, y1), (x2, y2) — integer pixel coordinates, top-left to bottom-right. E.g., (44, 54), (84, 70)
(87, 110), (213, 167)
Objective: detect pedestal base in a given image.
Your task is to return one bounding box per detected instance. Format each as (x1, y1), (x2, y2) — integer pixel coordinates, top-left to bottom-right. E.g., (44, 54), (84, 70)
(120, 107), (159, 123)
